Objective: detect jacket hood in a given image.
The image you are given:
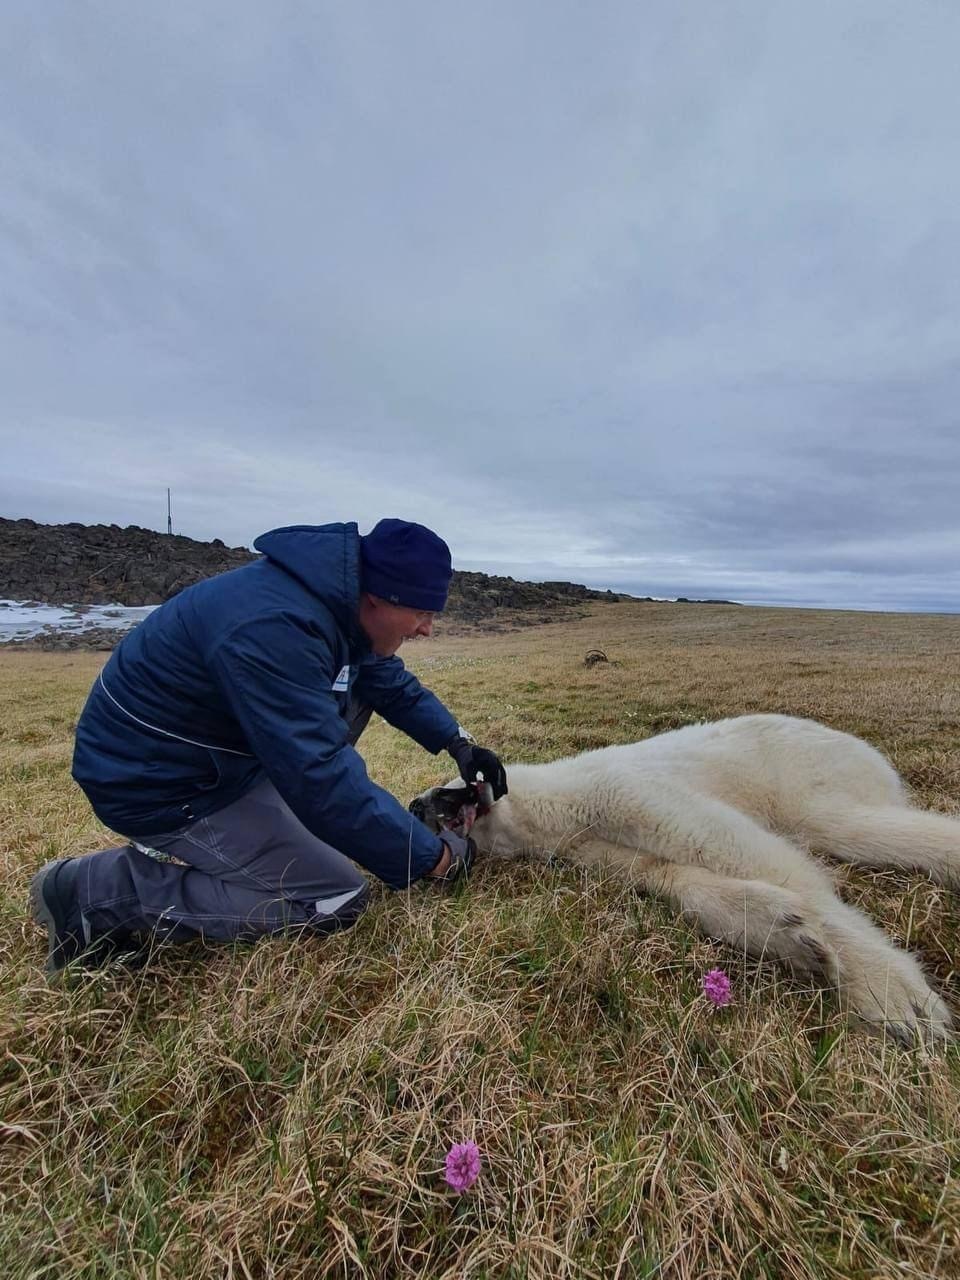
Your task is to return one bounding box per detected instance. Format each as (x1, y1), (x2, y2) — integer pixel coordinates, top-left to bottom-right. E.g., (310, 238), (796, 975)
(253, 523), (366, 644)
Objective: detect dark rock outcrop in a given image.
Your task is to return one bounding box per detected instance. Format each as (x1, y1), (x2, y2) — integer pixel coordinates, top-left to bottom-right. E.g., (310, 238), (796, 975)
(1, 518), (642, 648)
(0, 518), (256, 607)
(444, 570), (631, 623)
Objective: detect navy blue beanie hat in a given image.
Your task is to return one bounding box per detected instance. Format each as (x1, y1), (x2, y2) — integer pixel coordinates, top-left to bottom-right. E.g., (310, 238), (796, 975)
(359, 518), (453, 611)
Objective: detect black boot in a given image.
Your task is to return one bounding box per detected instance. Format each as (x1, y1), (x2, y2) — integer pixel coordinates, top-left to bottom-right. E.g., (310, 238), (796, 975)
(28, 858), (128, 974)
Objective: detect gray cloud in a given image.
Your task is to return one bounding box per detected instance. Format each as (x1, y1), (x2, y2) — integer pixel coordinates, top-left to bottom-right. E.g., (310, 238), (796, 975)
(2, 1), (959, 610)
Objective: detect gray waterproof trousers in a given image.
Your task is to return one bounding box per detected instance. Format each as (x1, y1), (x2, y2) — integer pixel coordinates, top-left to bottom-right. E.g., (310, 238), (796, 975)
(75, 702), (375, 948)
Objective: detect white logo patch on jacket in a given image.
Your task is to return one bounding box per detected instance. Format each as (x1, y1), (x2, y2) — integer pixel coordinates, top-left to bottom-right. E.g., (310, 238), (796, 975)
(332, 665), (351, 692)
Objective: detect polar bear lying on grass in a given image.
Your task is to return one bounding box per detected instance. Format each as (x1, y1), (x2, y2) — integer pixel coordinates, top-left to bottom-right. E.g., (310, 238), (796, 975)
(412, 714), (959, 1043)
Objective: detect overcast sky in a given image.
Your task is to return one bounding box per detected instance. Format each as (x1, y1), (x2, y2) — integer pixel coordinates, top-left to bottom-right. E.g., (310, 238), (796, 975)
(2, 2), (959, 611)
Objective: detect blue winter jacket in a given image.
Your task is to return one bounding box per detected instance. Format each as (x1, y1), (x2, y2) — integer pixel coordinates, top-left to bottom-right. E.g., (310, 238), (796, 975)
(71, 523), (460, 887)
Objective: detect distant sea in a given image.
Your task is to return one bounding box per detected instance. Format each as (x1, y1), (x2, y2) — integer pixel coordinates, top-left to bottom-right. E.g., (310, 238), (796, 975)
(2, 595), (956, 644)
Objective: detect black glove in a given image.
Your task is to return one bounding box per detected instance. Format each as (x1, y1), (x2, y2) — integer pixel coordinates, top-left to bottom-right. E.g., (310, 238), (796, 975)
(428, 830), (476, 886)
(447, 736), (508, 801)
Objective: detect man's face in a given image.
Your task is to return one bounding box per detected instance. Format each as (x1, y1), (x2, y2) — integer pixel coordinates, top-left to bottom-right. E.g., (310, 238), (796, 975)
(358, 593), (436, 657)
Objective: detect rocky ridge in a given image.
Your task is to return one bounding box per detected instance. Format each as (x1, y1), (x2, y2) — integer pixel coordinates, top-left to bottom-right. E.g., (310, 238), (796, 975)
(1, 517), (256, 607)
(1, 517), (641, 648)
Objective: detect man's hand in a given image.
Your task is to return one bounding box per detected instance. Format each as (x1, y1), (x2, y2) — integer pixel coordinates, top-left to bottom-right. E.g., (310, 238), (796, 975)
(426, 830), (476, 885)
(447, 737), (508, 801)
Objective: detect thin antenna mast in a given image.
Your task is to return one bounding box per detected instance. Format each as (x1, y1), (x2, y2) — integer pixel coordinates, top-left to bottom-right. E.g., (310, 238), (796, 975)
(167, 488), (173, 535)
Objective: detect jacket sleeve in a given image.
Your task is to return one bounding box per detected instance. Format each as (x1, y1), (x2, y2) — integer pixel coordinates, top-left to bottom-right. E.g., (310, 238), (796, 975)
(208, 612), (445, 888)
(352, 654), (461, 752)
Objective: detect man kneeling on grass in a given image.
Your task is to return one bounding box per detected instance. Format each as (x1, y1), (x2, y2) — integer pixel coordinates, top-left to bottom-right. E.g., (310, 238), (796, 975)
(29, 518), (507, 973)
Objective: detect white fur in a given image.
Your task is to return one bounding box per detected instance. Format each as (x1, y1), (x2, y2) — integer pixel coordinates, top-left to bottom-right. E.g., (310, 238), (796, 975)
(457, 714), (960, 1042)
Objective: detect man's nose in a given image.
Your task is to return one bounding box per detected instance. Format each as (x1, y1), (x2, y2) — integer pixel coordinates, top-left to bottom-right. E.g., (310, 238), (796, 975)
(417, 617), (433, 637)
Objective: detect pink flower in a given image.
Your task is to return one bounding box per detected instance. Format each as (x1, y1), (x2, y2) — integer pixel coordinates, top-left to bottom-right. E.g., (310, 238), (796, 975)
(702, 968), (732, 1007)
(444, 1140), (481, 1191)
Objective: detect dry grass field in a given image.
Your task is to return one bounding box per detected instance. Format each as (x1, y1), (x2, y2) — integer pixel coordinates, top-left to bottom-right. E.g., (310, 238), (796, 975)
(2, 601), (960, 1279)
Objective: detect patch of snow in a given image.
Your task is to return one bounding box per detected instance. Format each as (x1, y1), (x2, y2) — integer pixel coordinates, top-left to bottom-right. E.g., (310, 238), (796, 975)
(0, 600), (157, 643)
